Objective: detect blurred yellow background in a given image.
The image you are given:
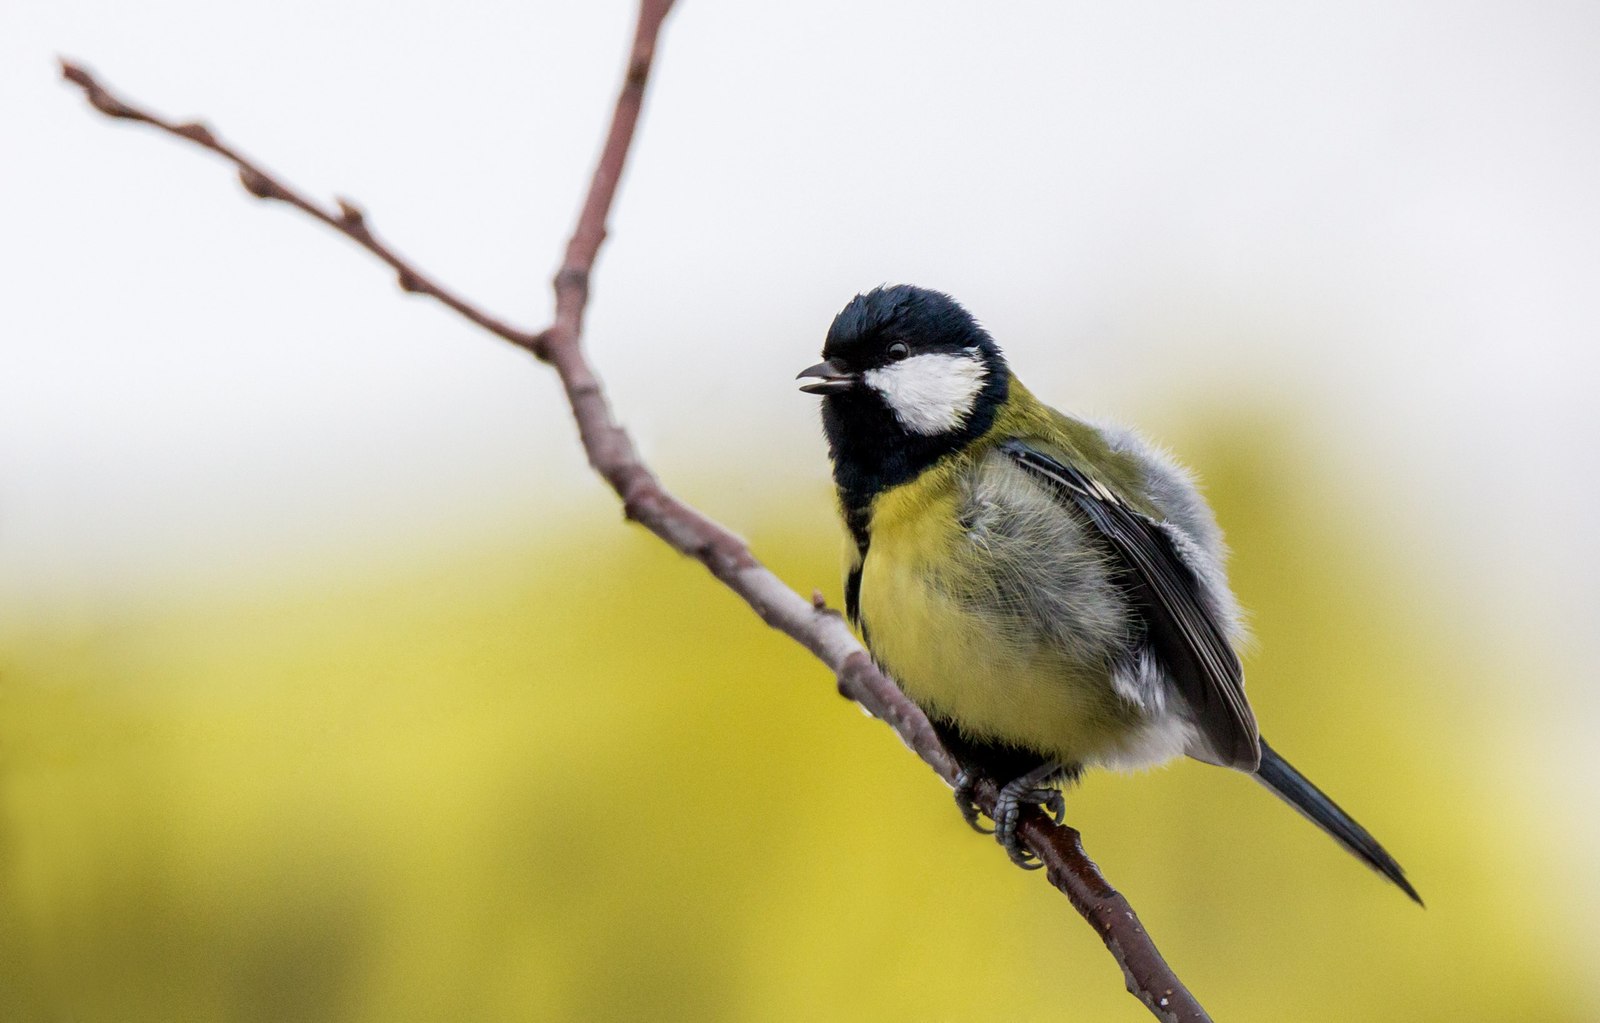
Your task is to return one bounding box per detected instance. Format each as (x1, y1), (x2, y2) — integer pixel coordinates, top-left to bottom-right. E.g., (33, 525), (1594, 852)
(2, 417), (1592, 1020)
(6, 0), (1600, 1019)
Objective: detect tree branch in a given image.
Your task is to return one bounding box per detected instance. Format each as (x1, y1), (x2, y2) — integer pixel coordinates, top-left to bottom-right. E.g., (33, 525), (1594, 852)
(57, 62), (542, 353)
(60, 6), (1210, 1019)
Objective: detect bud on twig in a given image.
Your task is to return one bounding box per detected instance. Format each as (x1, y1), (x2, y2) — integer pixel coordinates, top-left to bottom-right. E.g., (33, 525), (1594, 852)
(173, 121), (217, 146)
(238, 167), (281, 201)
(335, 197), (366, 228)
(60, 61), (137, 119)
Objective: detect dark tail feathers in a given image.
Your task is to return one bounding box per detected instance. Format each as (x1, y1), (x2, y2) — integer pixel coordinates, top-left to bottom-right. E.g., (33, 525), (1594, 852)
(1254, 738), (1422, 905)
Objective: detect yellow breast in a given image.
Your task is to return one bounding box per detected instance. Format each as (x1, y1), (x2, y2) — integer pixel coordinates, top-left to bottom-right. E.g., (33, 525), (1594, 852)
(855, 457), (1139, 765)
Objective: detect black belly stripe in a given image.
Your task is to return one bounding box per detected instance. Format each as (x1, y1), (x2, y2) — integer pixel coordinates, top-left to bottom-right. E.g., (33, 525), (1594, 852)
(841, 492), (872, 628)
(845, 563), (864, 625)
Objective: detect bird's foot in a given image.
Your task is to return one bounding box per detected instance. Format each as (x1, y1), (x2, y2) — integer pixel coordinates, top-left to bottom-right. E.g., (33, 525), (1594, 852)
(993, 763), (1068, 870)
(952, 771), (994, 834)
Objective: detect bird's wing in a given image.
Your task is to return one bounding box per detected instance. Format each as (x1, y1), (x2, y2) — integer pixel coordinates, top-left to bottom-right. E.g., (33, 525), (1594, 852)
(999, 439), (1261, 771)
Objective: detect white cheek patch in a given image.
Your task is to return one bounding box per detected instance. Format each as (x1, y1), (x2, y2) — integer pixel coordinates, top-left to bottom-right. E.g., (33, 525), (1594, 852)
(863, 351), (988, 435)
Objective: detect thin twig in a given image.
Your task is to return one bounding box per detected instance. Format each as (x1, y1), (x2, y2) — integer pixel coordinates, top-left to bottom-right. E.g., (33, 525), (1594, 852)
(56, 62), (542, 353)
(60, 7), (1210, 1019)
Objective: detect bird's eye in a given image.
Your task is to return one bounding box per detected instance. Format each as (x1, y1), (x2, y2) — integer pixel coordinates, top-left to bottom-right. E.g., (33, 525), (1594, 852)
(887, 342), (911, 361)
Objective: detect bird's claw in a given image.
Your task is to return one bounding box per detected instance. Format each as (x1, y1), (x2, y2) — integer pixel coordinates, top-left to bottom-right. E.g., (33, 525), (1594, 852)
(953, 765), (1068, 868)
(993, 766), (1067, 870)
(953, 771), (994, 834)
(1042, 789), (1066, 825)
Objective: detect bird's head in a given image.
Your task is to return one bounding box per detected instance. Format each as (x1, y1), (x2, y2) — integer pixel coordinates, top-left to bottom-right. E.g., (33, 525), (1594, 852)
(799, 285), (1010, 491)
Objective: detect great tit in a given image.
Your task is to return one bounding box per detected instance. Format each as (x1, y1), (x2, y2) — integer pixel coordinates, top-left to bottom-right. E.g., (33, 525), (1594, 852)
(799, 284), (1418, 903)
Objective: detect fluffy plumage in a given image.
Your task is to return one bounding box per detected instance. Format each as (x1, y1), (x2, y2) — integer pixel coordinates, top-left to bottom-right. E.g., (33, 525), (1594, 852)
(803, 284), (1419, 903)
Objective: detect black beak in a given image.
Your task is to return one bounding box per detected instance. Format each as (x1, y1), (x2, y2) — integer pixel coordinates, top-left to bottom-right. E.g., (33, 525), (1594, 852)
(796, 359), (858, 395)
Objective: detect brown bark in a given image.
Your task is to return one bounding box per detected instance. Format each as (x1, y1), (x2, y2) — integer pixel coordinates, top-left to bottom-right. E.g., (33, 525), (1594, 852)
(61, 7), (1210, 1018)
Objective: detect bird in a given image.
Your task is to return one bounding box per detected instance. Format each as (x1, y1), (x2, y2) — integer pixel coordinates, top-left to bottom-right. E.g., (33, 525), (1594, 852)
(798, 284), (1419, 903)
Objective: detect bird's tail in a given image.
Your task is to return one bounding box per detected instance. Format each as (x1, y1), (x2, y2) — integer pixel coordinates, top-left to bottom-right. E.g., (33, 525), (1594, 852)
(1254, 738), (1422, 905)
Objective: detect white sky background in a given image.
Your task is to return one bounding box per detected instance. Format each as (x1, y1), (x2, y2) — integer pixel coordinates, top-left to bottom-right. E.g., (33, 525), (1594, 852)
(4, 0), (1599, 854)
(4, 0), (1597, 605)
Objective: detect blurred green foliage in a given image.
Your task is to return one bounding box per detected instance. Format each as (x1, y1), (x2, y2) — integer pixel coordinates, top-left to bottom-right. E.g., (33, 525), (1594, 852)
(0, 420), (1590, 1021)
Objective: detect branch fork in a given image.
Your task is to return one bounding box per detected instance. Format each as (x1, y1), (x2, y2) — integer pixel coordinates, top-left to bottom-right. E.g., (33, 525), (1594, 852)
(61, 6), (1210, 1019)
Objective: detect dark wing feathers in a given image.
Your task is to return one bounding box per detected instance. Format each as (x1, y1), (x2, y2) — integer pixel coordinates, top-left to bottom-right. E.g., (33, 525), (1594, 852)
(1000, 440), (1261, 771)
